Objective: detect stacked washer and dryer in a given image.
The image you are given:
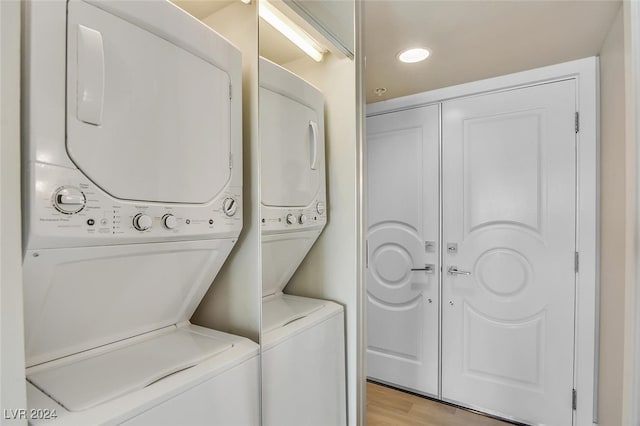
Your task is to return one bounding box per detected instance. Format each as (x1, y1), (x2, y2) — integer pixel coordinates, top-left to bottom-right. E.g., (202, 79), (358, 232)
(22, 1), (259, 424)
(259, 57), (347, 426)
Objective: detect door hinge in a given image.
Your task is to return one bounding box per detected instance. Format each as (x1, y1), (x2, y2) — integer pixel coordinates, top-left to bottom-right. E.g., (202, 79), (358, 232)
(572, 388), (577, 410)
(229, 154), (233, 169)
(575, 252), (579, 273)
(575, 112), (579, 133)
(229, 84), (232, 100)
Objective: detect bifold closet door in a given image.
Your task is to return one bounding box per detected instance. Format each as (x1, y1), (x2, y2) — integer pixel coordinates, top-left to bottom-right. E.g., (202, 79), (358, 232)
(441, 80), (577, 425)
(365, 105), (439, 396)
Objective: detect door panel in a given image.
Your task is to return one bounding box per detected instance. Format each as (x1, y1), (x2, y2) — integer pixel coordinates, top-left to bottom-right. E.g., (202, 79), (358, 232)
(366, 105), (439, 396)
(66, 1), (231, 204)
(259, 87), (321, 208)
(441, 80), (576, 425)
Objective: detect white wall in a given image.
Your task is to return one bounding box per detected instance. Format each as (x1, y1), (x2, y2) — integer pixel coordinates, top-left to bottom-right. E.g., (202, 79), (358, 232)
(191, 2), (261, 343)
(598, 6), (626, 425)
(0, 0), (27, 421)
(282, 53), (360, 425)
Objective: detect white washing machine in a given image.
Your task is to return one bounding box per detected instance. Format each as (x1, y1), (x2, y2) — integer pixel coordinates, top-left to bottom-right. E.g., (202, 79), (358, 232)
(259, 57), (347, 426)
(21, 1), (258, 424)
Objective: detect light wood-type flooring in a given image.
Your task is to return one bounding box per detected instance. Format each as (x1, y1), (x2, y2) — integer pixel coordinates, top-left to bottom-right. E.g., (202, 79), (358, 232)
(367, 381), (514, 426)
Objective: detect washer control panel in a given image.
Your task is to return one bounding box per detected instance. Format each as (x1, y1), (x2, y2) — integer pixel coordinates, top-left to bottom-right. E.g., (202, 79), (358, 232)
(26, 163), (242, 249)
(261, 200), (326, 233)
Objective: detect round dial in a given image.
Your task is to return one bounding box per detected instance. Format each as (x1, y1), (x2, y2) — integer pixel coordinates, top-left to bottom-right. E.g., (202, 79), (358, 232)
(52, 186), (86, 214)
(162, 214), (177, 230)
(316, 201), (325, 215)
(222, 198), (238, 217)
(286, 214), (296, 225)
(299, 214), (308, 225)
(133, 213), (153, 231)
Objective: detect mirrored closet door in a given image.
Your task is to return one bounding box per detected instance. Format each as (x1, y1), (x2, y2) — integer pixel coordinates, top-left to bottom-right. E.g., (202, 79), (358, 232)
(258, 1), (362, 425)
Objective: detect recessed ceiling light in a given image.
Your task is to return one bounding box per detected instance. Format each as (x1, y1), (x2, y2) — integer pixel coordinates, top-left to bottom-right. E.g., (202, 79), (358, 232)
(374, 87), (387, 96)
(398, 48), (430, 63)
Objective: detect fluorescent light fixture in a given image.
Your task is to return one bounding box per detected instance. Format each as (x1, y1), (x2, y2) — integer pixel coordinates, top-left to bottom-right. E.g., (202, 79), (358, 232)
(240, 0), (251, 4)
(259, 0), (325, 62)
(398, 47), (430, 63)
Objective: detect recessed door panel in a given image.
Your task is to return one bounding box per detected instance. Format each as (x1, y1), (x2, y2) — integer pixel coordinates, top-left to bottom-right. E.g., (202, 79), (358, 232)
(366, 105), (439, 396)
(260, 87), (321, 208)
(442, 80), (576, 425)
(464, 110), (544, 235)
(66, 1), (231, 204)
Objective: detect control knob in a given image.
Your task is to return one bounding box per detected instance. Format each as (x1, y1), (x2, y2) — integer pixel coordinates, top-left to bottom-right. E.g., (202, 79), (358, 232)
(133, 213), (153, 231)
(316, 201), (325, 215)
(286, 213), (296, 225)
(52, 186), (86, 214)
(299, 214), (307, 225)
(222, 197), (238, 217)
(162, 214), (177, 230)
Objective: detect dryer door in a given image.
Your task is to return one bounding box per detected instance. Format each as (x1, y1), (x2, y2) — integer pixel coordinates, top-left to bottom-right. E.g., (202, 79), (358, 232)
(260, 87), (323, 208)
(66, 1), (231, 204)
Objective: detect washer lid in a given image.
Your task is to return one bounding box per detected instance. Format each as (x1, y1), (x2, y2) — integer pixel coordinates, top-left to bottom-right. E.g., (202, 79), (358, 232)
(262, 295), (325, 334)
(66, 1), (232, 204)
(27, 327), (232, 412)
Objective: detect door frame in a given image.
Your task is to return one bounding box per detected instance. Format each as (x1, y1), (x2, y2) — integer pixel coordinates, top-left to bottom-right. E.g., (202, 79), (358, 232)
(366, 57), (599, 426)
(0, 0), (27, 416)
(625, 2), (640, 424)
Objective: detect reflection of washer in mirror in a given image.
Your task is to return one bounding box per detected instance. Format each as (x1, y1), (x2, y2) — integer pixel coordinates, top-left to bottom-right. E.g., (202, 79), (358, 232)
(259, 57), (346, 426)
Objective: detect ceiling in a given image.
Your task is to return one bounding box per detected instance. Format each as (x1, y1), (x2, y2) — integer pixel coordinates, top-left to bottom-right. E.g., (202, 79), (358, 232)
(173, 0), (622, 103)
(364, 0), (621, 103)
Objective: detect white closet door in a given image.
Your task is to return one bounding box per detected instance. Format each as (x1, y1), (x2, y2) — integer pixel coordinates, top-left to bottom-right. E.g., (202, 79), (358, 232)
(441, 80), (577, 425)
(366, 105), (439, 396)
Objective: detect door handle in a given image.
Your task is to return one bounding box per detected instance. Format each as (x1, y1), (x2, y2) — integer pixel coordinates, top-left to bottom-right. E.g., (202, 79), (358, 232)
(448, 266), (471, 276)
(411, 264), (435, 274)
(309, 120), (318, 170)
(77, 25), (105, 125)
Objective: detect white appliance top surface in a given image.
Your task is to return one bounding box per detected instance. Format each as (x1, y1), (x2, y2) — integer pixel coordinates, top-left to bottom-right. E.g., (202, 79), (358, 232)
(27, 327), (232, 412)
(262, 294), (327, 334)
(66, 1), (233, 204)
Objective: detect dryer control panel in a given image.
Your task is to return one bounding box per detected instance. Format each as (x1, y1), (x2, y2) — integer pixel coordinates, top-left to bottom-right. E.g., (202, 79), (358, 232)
(25, 163), (242, 250)
(260, 202), (326, 234)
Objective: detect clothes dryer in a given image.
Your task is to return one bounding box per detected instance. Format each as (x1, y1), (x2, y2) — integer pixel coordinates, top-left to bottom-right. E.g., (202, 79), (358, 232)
(259, 57), (346, 426)
(22, 1), (257, 424)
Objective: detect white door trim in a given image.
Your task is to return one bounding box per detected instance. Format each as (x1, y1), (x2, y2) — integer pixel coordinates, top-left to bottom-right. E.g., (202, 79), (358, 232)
(625, 1), (640, 424)
(367, 57), (599, 426)
(0, 0), (27, 417)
